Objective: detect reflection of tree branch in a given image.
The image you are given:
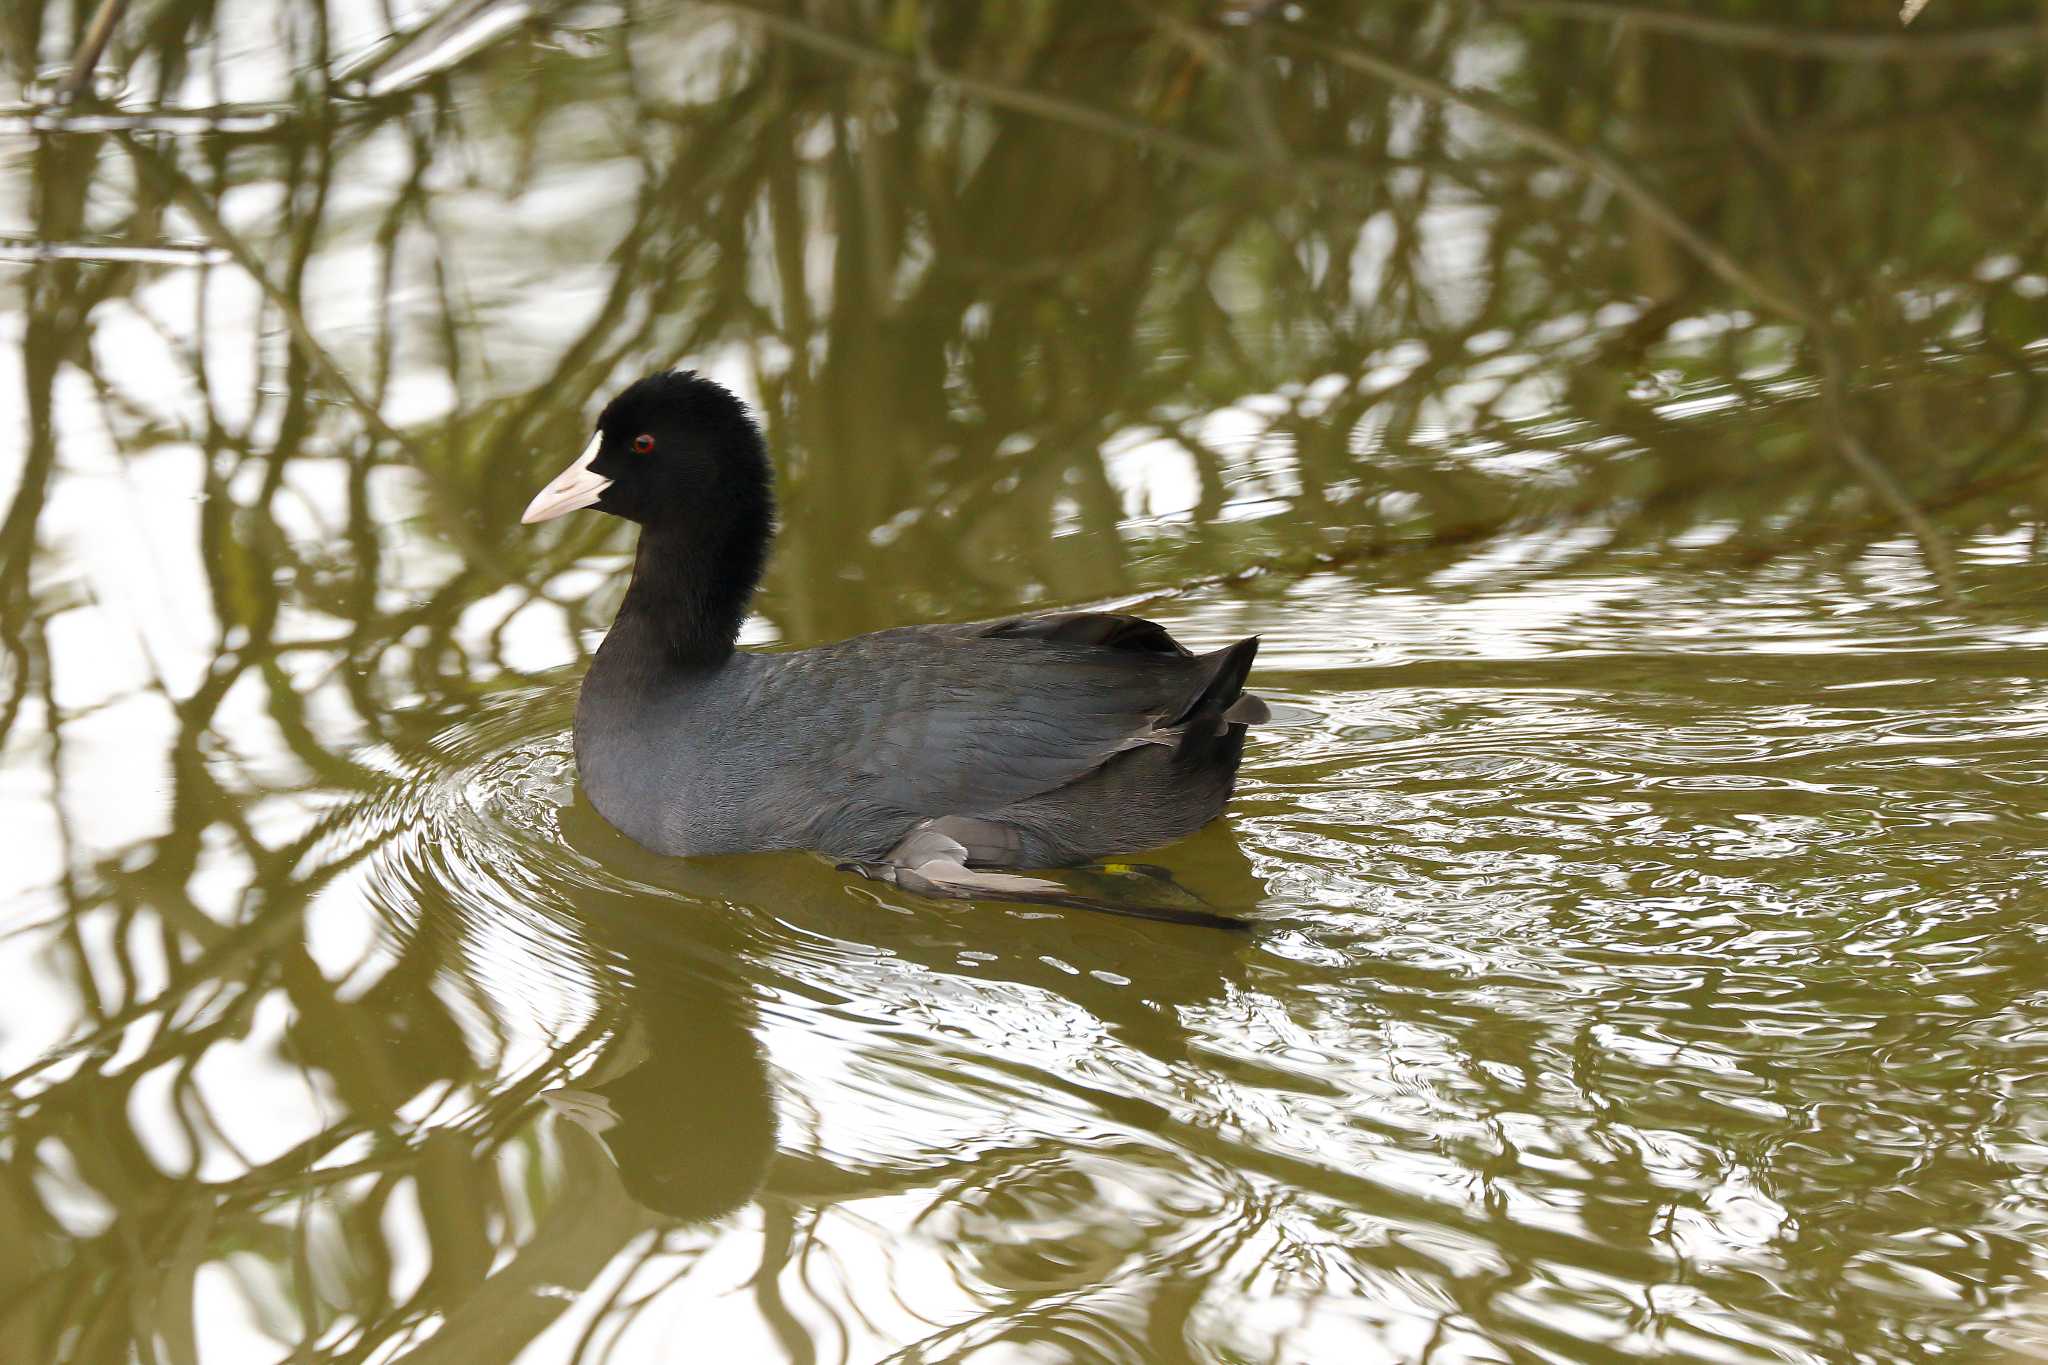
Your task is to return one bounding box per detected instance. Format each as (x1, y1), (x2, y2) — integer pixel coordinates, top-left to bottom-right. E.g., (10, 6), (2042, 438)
(1498, 0), (2037, 62)
(1276, 24), (1971, 595)
(333, 0), (551, 98)
(4, 4), (2041, 1356)
(1129, 0), (1289, 164)
(384, 1143), (655, 1365)
(1818, 345), (1962, 601)
(56, 0), (129, 100)
(700, 0), (1255, 173)
(1272, 23), (1819, 329)
(1722, 78), (1965, 603)
(121, 137), (409, 449)
(0, 802), (387, 1100)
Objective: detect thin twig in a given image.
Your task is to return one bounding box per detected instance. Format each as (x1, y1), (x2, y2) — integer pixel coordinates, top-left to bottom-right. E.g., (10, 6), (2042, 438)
(1498, 0), (2029, 60)
(56, 0), (130, 102)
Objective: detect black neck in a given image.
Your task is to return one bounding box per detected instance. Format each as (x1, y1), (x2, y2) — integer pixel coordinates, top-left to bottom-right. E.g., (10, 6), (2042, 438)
(604, 512), (769, 674)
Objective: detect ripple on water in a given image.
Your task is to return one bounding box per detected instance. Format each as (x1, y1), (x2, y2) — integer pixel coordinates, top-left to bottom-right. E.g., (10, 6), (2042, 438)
(287, 551), (2048, 1361)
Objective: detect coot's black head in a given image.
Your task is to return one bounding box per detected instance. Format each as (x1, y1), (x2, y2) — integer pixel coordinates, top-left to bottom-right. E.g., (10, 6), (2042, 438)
(522, 370), (772, 530)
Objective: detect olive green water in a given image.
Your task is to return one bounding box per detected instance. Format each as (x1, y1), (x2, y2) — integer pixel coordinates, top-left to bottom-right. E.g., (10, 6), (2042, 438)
(5, 4), (2048, 1362)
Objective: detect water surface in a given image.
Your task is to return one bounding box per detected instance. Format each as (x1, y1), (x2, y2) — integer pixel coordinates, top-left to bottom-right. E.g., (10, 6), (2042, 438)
(3, 3), (2047, 1361)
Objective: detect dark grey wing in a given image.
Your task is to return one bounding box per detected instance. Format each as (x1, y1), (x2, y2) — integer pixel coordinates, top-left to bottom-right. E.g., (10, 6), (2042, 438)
(754, 615), (1240, 821)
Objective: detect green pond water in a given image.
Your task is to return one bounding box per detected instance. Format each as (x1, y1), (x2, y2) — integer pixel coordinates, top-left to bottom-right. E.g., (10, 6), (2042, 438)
(4, 3), (2048, 1362)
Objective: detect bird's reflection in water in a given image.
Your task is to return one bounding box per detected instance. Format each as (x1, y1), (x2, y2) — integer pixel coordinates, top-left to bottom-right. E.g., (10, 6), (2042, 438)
(546, 789), (1266, 1220)
(561, 785), (1261, 1096)
(538, 893), (779, 1223)
(291, 764), (1277, 1363)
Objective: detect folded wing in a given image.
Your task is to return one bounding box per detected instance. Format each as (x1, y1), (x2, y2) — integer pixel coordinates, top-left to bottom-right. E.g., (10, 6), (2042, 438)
(756, 611), (1263, 822)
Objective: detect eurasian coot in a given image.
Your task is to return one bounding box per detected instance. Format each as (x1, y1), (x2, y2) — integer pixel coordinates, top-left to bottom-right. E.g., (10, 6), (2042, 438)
(522, 371), (1266, 905)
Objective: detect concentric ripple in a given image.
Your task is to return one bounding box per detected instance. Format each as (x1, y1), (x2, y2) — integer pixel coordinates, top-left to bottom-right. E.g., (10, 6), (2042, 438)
(253, 544), (2048, 1363)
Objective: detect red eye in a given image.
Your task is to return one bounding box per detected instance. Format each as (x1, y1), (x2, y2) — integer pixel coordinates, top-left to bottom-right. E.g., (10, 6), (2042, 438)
(632, 433), (655, 454)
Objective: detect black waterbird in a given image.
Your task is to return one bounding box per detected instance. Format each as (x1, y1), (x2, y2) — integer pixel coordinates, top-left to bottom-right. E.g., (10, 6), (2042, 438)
(522, 371), (1267, 921)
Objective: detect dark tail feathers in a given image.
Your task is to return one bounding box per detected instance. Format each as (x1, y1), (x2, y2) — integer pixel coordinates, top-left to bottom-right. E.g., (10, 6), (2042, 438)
(1169, 636), (1268, 744)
